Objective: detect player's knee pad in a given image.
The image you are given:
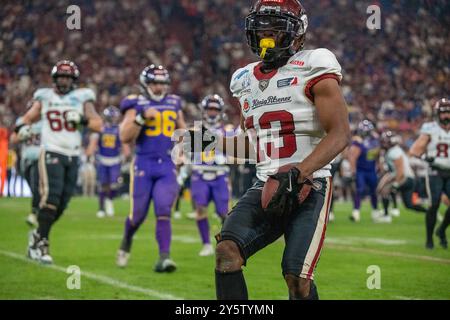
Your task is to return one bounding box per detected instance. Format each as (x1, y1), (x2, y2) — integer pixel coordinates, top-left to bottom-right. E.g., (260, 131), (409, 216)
(98, 183), (109, 193)
(215, 240), (243, 272)
(156, 215), (171, 221)
(196, 206), (208, 219)
(40, 200), (58, 211)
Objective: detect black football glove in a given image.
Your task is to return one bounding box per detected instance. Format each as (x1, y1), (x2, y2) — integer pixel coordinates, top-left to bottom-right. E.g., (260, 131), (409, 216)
(265, 167), (301, 217)
(424, 156), (435, 164)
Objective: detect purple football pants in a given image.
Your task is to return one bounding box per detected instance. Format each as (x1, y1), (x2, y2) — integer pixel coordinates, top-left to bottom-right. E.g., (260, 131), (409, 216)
(191, 172), (229, 216)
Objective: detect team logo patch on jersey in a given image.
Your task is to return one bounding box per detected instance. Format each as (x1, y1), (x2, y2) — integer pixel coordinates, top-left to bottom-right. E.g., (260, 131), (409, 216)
(277, 77), (298, 88)
(258, 79), (270, 92)
(243, 99), (250, 113)
(242, 74), (251, 90)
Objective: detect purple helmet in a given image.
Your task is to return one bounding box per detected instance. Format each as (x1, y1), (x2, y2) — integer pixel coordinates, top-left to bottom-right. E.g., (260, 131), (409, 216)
(139, 64), (170, 101)
(200, 94), (225, 126)
(357, 120), (375, 138)
(103, 106), (121, 125)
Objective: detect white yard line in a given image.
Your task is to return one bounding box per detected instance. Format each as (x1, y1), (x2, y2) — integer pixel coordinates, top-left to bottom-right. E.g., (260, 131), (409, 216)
(325, 244), (450, 264)
(0, 249), (183, 300)
(326, 237), (410, 246)
(393, 295), (423, 300)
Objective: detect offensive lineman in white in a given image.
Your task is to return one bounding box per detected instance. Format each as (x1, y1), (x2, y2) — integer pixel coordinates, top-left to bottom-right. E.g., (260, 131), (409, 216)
(15, 60), (102, 263)
(187, 0), (350, 300)
(409, 98), (450, 249)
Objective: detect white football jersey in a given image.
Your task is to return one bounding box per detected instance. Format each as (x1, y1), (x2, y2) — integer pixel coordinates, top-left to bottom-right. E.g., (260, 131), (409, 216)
(420, 121), (450, 170)
(34, 87), (96, 156)
(230, 48), (342, 181)
(385, 145), (414, 179)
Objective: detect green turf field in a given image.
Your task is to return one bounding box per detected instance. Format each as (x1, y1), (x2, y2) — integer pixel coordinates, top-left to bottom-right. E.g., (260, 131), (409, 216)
(0, 196), (449, 300)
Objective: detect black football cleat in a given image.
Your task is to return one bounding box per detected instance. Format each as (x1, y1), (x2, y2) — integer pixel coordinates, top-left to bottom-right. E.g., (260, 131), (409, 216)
(154, 258), (177, 273)
(435, 227), (448, 249)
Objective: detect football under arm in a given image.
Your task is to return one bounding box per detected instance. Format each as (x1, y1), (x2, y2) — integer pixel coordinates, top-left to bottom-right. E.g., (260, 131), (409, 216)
(409, 134), (430, 158)
(119, 109), (142, 144)
(296, 78), (351, 180)
(83, 101), (103, 132)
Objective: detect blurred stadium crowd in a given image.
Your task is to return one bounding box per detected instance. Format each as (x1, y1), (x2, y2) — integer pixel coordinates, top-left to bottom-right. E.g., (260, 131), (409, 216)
(0, 0), (449, 197)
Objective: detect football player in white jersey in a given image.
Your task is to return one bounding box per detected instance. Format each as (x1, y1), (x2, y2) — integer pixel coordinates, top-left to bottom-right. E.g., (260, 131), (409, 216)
(10, 108), (42, 227)
(410, 98), (450, 249)
(14, 60), (103, 263)
(186, 0), (350, 300)
(377, 131), (427, 220)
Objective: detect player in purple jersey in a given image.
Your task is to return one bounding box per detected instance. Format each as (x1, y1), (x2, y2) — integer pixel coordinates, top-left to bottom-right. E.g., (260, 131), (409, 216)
(191, 95), (232, 256)
(348, 120), (384, 222)
(116, 64), (187, 272)
(86, 106), (128, 218)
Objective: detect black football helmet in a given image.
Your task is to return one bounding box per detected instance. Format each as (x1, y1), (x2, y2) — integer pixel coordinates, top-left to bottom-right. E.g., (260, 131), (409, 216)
(51, 60), (79, 94)
(245, 0), (308, 66)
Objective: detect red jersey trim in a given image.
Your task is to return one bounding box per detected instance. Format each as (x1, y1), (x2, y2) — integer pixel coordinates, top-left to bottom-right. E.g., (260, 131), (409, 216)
(253, 62), (278, 81)
(304, 73), (341, 103)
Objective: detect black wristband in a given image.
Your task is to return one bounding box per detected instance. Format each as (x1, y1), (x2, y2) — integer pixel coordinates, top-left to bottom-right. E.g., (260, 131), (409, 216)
(14, 124), (25, 133)
(80, 116), (89, 126)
